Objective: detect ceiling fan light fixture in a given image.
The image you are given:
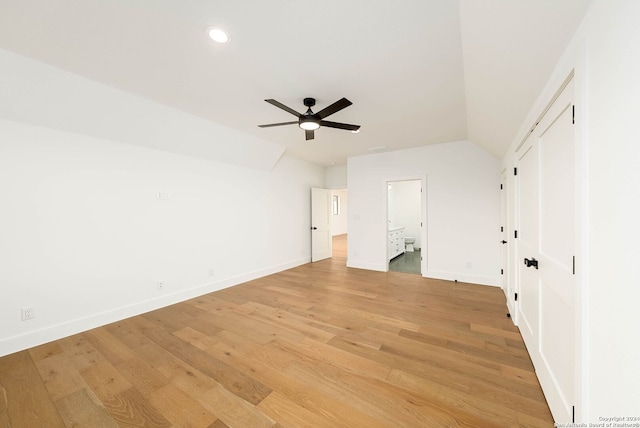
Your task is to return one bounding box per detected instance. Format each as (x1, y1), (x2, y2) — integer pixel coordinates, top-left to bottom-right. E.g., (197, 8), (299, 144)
(299, 119), (320, 131)
(259, 97), (357, 141)
(207, 27), (229, 43)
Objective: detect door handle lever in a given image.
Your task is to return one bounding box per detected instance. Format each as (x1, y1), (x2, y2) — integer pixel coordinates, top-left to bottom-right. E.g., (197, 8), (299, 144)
(311, 227), (318, 230)
(501, 240), (507, 244)
(524, 257), (539, 269)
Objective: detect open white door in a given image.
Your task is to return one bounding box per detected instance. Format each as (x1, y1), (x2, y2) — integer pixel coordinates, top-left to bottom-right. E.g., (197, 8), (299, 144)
(311, 187), (332, 262)
(501, 171), (515, 317)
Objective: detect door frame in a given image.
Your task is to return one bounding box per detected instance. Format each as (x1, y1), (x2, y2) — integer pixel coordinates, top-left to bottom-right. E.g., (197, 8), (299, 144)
(384, 175), (427, 275)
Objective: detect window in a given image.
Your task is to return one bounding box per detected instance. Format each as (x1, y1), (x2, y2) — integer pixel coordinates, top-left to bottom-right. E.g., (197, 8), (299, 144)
(332, 195), (341, 215)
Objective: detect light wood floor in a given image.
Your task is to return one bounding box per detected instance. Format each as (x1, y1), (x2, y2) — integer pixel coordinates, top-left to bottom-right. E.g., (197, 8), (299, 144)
(0, 235), (553, 427)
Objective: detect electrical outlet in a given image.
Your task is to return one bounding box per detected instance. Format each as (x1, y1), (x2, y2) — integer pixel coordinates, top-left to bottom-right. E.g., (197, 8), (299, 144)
(21, 306), (35, 321)
(158, 281), (164, 290)
(208, 268), (215, 277)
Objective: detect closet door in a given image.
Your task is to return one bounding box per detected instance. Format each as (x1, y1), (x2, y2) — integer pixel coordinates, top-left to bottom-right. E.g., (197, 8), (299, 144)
(516, 79), (575, 423)
(536, 82), (576, 422)
(516, 137), (538, 350)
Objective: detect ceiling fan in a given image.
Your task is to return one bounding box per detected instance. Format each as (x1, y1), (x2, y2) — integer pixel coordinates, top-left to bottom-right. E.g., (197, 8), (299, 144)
(258, 97), (360, 141)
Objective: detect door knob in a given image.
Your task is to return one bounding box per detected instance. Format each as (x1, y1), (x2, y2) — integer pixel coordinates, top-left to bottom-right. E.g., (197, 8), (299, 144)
(524, 257), (539, 269)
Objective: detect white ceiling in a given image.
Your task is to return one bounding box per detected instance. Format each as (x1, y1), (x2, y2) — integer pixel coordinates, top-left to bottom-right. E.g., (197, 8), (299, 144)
(0, 0), (592, 166)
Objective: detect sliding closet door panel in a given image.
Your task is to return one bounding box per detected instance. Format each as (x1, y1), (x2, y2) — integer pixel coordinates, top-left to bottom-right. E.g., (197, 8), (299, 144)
(537, 84), (575, 421)
(516, 141), (539, 352)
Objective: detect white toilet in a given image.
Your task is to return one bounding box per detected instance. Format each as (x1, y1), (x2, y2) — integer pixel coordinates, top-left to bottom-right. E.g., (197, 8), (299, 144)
(405, 237), (416, 252)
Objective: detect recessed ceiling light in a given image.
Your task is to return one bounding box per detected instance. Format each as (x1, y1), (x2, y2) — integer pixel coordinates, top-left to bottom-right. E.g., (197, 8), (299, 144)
(207, 27), (229, 44)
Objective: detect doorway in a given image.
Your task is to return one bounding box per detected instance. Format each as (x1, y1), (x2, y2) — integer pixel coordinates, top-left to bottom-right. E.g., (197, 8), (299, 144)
(387, 179), (424, 275)
(331, 189), (348, 261)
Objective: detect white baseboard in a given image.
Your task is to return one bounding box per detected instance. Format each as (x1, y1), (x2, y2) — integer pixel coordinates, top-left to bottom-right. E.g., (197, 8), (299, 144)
(423, 270), (500, 287)
(0, 256), (310, 357)
(346, 259), (387, 272)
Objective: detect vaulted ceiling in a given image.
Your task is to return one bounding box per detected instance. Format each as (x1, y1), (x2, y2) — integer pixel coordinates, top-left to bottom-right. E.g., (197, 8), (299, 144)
(0, 0), (592, 166)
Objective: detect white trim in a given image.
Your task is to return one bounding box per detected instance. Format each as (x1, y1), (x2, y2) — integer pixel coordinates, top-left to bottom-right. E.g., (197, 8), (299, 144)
(0, 256), (309, 357)
(423, 270), (500, 287)
(346, 260), (387, 272)
(384, 175), (428, 274)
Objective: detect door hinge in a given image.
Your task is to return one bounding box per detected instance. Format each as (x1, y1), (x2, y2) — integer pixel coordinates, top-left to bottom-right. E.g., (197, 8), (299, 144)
(501, 226), (504, 232)
(573, 256), (575, 275)
(572, 405), (575, 423)
(572, 105), (575, 125)
(514, 167), (518, 176)
(514, 230), (518, 239)
(500, 184), (503, 190)
(515, 293), (518, 301)
(501, 269), (504, 275)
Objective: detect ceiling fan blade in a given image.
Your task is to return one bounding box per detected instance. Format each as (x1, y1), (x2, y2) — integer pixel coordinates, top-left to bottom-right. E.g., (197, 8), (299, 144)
(305, 129), (315, 140)
(319, 120), (360, 131)
(258, 121), (298, 128)
(264, 99), (301, 117)
(316, 98), (352, 119)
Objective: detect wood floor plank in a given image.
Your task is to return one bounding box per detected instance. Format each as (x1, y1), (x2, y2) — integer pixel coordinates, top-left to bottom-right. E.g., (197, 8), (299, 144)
(115, 357), (170, 396)
(80, 359), (132, 401)
(34, 352), (86, 401)
(135, 316), (272, 405)
(1, 381), (11, 428)
(205, 340), (389, 427)
(54, 388), (119, 428)
(197, 383), (276, 428)
(58, 334), (104, 370)
(148, 383), (218, 427)
(99, 387), (172, 427)
(256, 391), (336, 428)
(0, 351), (66, 427)
(83, 328), (136, 366)
(0, 235), (554, 426)
(156, 358), (219, 398)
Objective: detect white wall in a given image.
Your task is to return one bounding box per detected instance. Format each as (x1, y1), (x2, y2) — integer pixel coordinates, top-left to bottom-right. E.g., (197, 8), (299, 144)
(388, 180), (422, 249)
(0, 50), (325, 357)
(348, 140), (500, 286)
(325, 164), (347, 189)
(330, 189), (348, 236)
(0, 48), (285, 171)
(502, 0), (640, 418)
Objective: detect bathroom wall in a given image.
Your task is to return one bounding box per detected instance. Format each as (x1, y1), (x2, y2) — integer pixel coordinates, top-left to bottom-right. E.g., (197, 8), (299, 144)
(388, 180), (421, 249)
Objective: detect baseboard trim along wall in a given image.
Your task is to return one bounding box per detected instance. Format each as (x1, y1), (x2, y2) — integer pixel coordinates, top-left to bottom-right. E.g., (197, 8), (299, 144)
(423, 270), (499, 287)
(0, 256), (310, 358)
